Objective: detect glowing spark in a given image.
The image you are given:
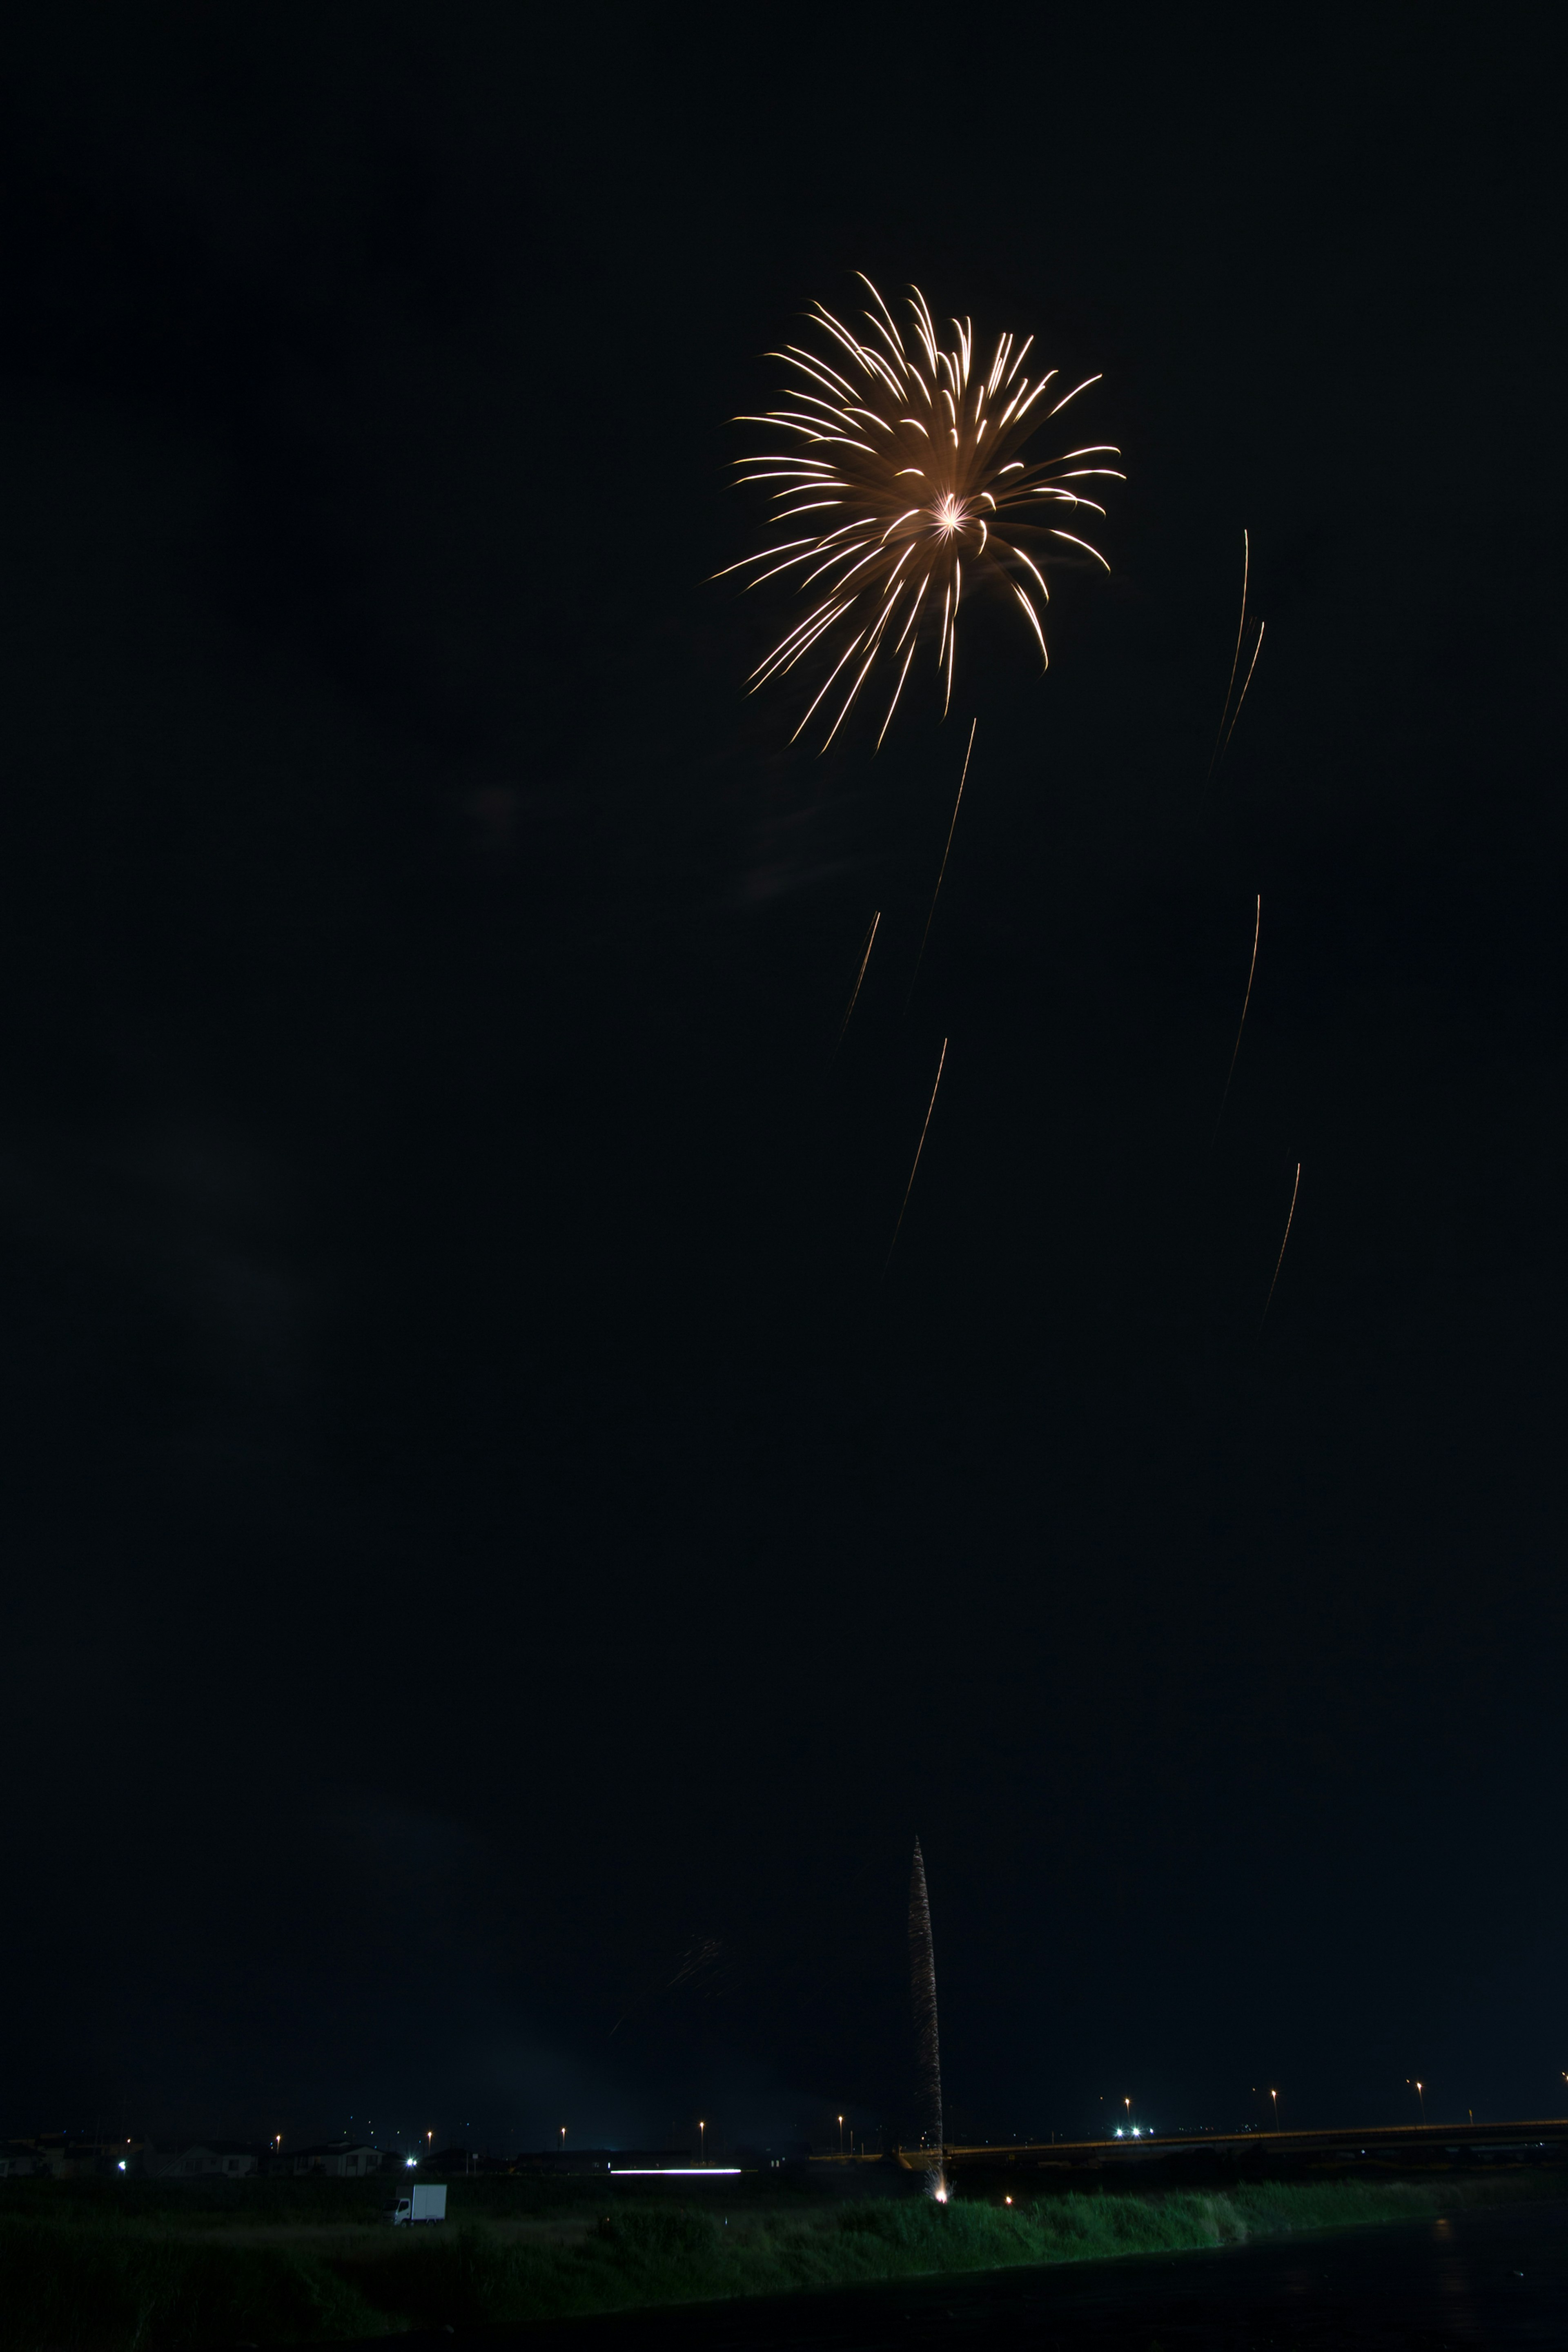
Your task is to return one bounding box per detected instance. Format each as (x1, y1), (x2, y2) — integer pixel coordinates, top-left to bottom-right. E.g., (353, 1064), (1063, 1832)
(833, 912), (881, 1056)
(885, 1039), (948, 1276)
(1048, 372), (1102, 416)
(1261, 1161), (1301, 1332)
(1222, 619), (1265, 757)
(1205, 529), (1249, 785)
(728, 281), (1120, 747)
(1214, 894), (1261, 1142)
(1047, 528), (1112, 570)
(1205, 532), (1265, 785)
(907, 719), (978, 1007)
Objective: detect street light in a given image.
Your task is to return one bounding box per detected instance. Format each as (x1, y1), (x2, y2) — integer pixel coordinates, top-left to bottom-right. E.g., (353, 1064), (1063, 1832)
(837, 2114), (844, 2158)
(560, 2126), (567, 2156)
(1270, 2089), (1278, 2129)
(699, 2119), (706, 2167)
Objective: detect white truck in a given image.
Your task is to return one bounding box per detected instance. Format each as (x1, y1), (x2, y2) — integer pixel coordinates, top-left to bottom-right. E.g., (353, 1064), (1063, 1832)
(392, 2183), (448, 2226)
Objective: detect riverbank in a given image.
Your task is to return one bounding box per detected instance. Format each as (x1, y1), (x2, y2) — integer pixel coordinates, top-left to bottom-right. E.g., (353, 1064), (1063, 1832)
(0, 2174), (1558, 2348)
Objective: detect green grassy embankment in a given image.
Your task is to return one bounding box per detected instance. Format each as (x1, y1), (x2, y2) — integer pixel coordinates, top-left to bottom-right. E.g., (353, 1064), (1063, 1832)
(0, 2174), (1550, 2350)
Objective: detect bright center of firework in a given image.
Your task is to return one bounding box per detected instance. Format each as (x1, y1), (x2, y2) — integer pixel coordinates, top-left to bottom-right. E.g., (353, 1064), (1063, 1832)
(935, 494), (965, 533)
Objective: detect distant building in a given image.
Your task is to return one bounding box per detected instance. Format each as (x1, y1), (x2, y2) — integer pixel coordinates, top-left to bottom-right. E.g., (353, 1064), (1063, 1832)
(267, 2142), (383, 2178)
(13, 2136), (145, 2179)
(145, 2144), (260, 2179)
(423, 2146), (521, 2176)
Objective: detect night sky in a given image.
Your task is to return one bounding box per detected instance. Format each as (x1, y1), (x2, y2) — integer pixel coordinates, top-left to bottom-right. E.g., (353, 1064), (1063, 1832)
(1, 14), (1563, 2156)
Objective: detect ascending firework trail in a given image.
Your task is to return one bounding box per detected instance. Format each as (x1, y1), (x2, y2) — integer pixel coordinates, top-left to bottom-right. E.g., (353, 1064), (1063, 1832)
(884, 1039), (947, 1277)
(1261, 1161), (1301, 1333)
(907, 718), (977, 1010)
(832, 911), (881, 1058)
(909, 1837), (945, 2199)
(1204, 528), (1265, 790)
(1213, 893), (1261, 1145)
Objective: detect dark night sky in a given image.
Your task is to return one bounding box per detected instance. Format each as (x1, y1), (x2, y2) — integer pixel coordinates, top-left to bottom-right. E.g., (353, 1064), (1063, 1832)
(1, 11), (1564, 2154)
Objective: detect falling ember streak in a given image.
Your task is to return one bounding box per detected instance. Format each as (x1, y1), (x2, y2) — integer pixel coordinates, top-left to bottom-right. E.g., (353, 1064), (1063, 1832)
(1214, 894), (1261, 1140)
(1261, 1161), (1301, 1332)
(884, 1038), (948, 1276)
(1221, 619), (1265, 758)
(728, 280), (1120, 748)
(909, 1838), (944, 2198)
(1206, 528), (1249, 786)
(907, 719), (978, 1007)
(833, 912), (882, 1056)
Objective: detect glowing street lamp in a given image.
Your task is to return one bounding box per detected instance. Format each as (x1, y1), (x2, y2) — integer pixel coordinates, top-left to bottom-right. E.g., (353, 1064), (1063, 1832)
(1270, 2089), (1278, 2128)
(837, 2114), (844, 2158)
(699, 2119), (706, 2167)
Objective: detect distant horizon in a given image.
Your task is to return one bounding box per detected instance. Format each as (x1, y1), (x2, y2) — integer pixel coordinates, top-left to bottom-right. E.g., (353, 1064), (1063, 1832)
(11, 2101), (1567, 2159)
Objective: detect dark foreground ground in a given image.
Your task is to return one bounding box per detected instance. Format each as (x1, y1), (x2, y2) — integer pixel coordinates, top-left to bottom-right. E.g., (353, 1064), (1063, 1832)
(343, 2199), (1568, 2352)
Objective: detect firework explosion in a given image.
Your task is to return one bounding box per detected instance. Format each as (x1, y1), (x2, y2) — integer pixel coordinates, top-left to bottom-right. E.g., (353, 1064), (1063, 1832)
(724, 277), (1123, 749)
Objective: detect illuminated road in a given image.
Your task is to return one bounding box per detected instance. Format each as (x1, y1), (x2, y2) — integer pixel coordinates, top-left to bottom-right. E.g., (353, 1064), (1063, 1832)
(913, 2114), (1568, 2185)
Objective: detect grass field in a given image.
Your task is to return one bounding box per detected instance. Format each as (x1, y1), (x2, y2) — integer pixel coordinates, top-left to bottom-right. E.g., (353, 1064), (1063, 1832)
(0, 2172), (1553, 2349)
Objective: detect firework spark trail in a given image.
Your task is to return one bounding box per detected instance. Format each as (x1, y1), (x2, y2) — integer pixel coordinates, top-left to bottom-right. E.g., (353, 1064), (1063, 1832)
(1214, 894), (1261, 1143)
(833, 911), (881, 1056)
(906, 719), (977, 1009)
(1261, 1160), (1301, 1332)
(607, 1938), (726, 2040)
(1221, 619), (1265, 760)
(726, 280), (1121, 748)
(1205, 528), (1250, 787)
(884, 1039), (948, 1277)
(909, 1837), (944, 2199)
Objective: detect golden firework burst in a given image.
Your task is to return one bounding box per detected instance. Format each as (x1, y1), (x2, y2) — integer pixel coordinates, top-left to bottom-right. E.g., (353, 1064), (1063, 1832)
(723, 277), (1123, 750)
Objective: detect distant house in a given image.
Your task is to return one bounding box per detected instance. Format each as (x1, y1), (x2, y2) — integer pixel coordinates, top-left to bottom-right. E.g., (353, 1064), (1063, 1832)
(0, 2145), (39, 2178)
(271, 2143), (383, 2178)
(14, 2136), (140, 2179)
(147, 2144), (260, 2179)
